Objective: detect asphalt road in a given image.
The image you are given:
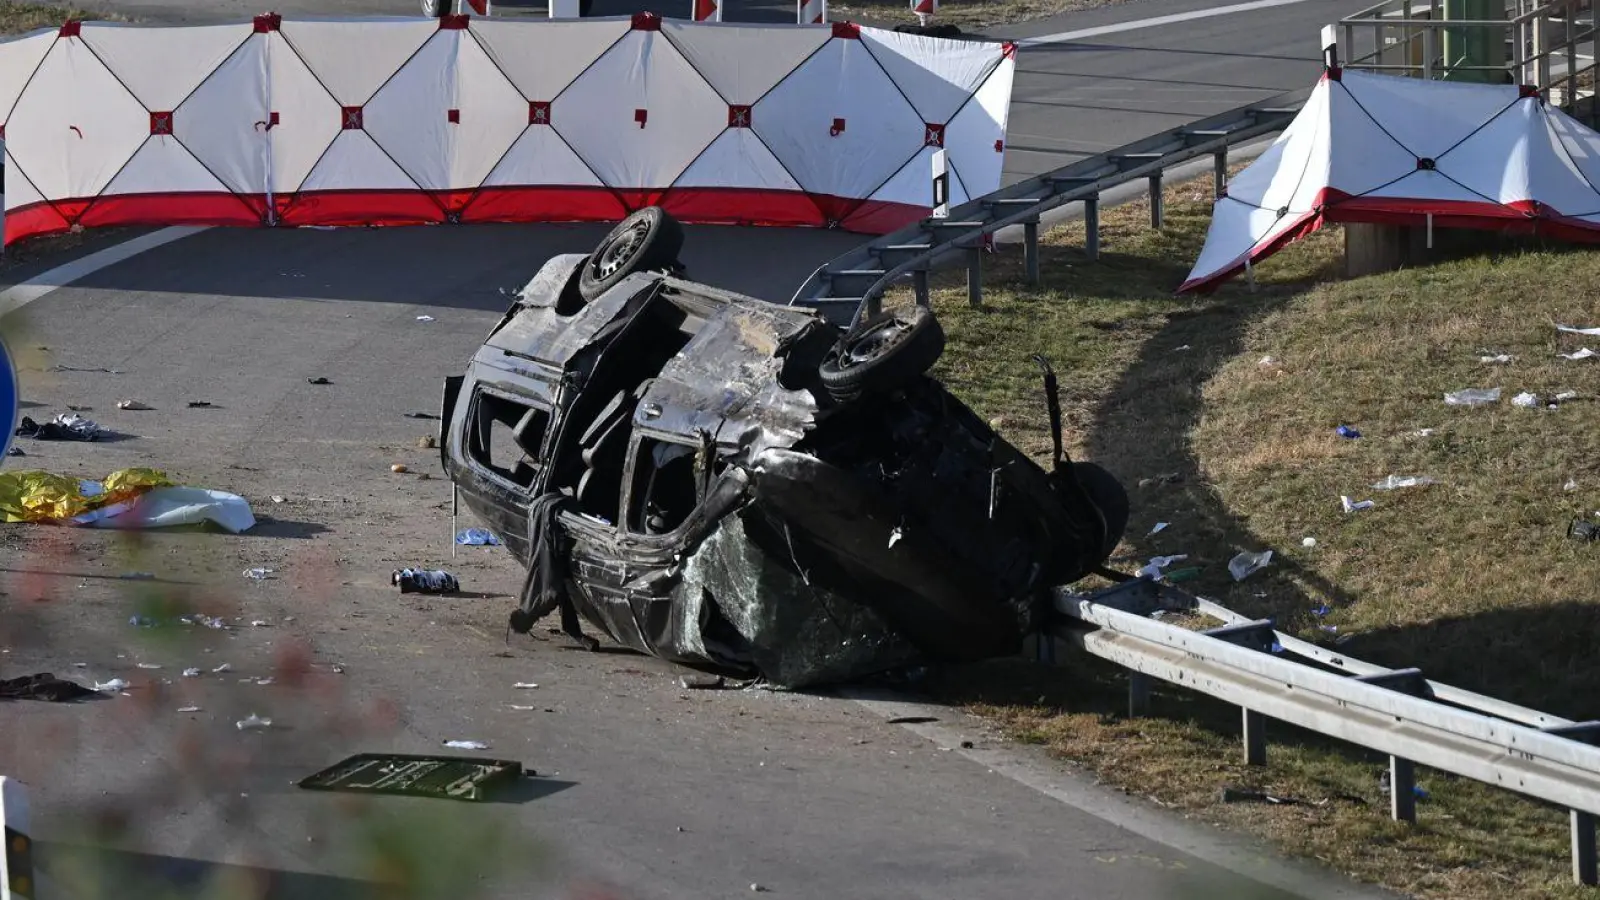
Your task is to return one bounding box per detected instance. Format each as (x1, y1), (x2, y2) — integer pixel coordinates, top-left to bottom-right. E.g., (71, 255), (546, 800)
(1, 1), (1391, 899)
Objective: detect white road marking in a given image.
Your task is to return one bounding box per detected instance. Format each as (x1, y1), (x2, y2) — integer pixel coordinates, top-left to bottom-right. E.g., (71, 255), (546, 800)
(1018, 0), (1322, 47)
(844, 688), (1395, 899)
(0, 226), (207, 318)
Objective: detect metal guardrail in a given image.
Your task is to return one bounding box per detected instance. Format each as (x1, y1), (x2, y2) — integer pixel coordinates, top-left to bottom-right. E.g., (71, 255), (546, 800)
(1044, 578), (1600, 887)
(1338, 0), (1596, 120)
(787, 88), (1312, 327)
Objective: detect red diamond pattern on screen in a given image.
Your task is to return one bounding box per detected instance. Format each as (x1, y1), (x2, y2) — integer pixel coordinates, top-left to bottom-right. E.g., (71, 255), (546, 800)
(0, 15), (1017, 244)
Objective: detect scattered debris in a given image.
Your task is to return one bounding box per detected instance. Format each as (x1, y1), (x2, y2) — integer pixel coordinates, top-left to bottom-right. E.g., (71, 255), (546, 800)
(5, 447), (22, 457)
(307, 377), (331, 385)
(250, 620), (269, 627)
(15, 413), (103, 441)
(1138, 472), (1182, 489)
(394, 568), (460, 594)
(1301, 537), (1317, 548)
(187, 401), (215, 408)
(750, 884), (769, 894)
(1512, 391), (1540, 408)
(1136, 554), (1188, 579)
(298, 753), (524, 801)
(680, 674), (728, 690)
(1335, 425), (1361, 439)
(51, 364), (121, 374)
(1444, 387), (1501, 406)
(1148, 522), (1169, 535)
(1569, 519), (1600, 542)
(136, 663), (162, 670)
(1311, 604), (1331, 617)
(236, 714), (273, 731)
(1258, 355), (1276, 367)
(1566, 479), (1580, 492)
(116, 399), (153, 410)
(1228, 550), (1273, 581)
(1164, 566), (1201, 583)
(94, 678), (129, 693)
(886, 715), (938, 725)
(1220, 786), (1301, 805)
(177, 706), (201, 713)
(1415, 428), (1436, 437)
(404, 412), (441, 420)
(213, 663), (233, 673)
(1556, 390), (1579, 402)
(391, 463), (409, 474)
(182, 668), (201, 678)
(513, 682), (540, 689)
(416, 315), (436, 323)
(443, 739), (489, 750)
(456, 528), (500, 546)
(243, 567), (275, 581)
(0, 673), (97, 702)
(1479, 353), (1513, 363)
(272, 495), (286, 503)
(1371, 475), (1437, 491)
(1379, 770), (1429, 799)
(1563, 348), (1599, 360)
(1557, 323), (1600, 336)
(1341, 496), (1375, 513)
(419, 435), (437, 449)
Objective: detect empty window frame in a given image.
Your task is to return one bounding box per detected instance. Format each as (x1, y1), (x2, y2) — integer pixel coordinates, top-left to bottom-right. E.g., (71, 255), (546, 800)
(467, 390), (550, 489)
(626, 437), (702, 535)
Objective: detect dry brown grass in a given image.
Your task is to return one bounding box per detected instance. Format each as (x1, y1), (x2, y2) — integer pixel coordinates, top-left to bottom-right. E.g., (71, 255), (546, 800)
(0, 1), (101, 35)
(900, 169), (1600, 899)
(827, 0), (1133, 30)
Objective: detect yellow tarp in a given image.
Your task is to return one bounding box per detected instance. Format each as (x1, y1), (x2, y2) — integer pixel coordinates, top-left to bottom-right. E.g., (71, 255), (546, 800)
(0, 468), (172, 523)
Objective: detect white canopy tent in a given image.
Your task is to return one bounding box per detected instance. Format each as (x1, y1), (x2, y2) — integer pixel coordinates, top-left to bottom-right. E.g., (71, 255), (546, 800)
(1180, 67), (1600, 293)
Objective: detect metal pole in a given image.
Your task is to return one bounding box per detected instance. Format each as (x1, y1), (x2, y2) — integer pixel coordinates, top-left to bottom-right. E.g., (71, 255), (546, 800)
(1574, 810), (1598, 886)
(1213, 149), (1228, 199)
(1390, 756), (1418, 822)
(912, 269), (930, 307)
(1084, 195), (1100, 260)
(966, 247), (982, 308)
(1023, 219), (1040, 285)
(1128, 673), (1151, 717)
(1148, 173), (1163, 229)
(1243, 709), (1267, 765)
(451, 484), (458, 558)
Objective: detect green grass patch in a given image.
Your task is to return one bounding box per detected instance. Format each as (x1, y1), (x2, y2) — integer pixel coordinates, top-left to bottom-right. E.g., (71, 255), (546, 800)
(906, 171), (1600, 900)
(827, 0), (1134, 30)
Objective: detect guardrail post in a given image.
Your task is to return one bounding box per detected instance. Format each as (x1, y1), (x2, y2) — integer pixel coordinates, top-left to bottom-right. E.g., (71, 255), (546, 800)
(1148, 173), (1164, 229)
(1213, 149), (1228, 199)
(1389, 756), (1417, 822)
(966, 247), (982, 308)
(1084, 195), (1100, 260)
(1574, 810), (1597, 886)
(912, 269), (930, 308)
(1023, 219), (1040, 285)
(1128, 673), (1151, 717)
(1242, 709), (1267, 765)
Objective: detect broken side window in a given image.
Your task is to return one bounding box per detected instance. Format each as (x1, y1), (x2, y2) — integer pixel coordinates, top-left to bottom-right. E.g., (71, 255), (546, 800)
(625, 437), (701, 535)
(467, 390), (550, 490)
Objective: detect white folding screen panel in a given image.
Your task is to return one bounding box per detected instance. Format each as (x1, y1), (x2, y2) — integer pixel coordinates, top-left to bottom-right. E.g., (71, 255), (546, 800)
(0, 13), (1017, 244)
(1181, 68), (1600, 292)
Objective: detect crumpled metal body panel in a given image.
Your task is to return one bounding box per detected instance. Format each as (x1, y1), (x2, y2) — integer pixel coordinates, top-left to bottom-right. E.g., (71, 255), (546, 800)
(443, 264), (1106, 687)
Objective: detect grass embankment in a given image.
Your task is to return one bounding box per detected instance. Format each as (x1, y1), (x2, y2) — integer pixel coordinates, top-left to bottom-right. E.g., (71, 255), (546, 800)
(828, 0), (1134, 31)
(909, 172), (1600, 900)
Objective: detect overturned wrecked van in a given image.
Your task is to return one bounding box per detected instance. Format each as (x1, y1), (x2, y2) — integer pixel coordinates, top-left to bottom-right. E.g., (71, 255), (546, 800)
(440, 208), (1128, 687)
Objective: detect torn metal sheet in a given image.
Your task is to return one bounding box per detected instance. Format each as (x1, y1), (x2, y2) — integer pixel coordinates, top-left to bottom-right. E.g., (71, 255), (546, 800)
(441, 208), (1129, 688)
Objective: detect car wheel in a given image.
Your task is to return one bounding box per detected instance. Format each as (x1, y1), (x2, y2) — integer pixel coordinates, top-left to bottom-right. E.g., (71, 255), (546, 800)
(818, 304), (945, 403)
(422, 0), (448, 15)
(1070, 461), (1129, 560)
(577, 207), (686, 302)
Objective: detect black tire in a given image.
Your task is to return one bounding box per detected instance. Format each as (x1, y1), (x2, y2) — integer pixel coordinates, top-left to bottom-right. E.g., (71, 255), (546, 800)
(819, 305), (945, 403)
(578, 207), (685, 302)
(1072, 461), (1129, 559)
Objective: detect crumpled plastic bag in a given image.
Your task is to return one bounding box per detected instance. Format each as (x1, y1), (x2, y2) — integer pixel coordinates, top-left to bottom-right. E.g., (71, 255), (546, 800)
(0, 468), (173, 523)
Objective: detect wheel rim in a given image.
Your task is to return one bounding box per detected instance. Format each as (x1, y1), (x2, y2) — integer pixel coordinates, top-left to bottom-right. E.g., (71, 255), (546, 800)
(593, 219), (650, 281)
(842, 317), (912, 368)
